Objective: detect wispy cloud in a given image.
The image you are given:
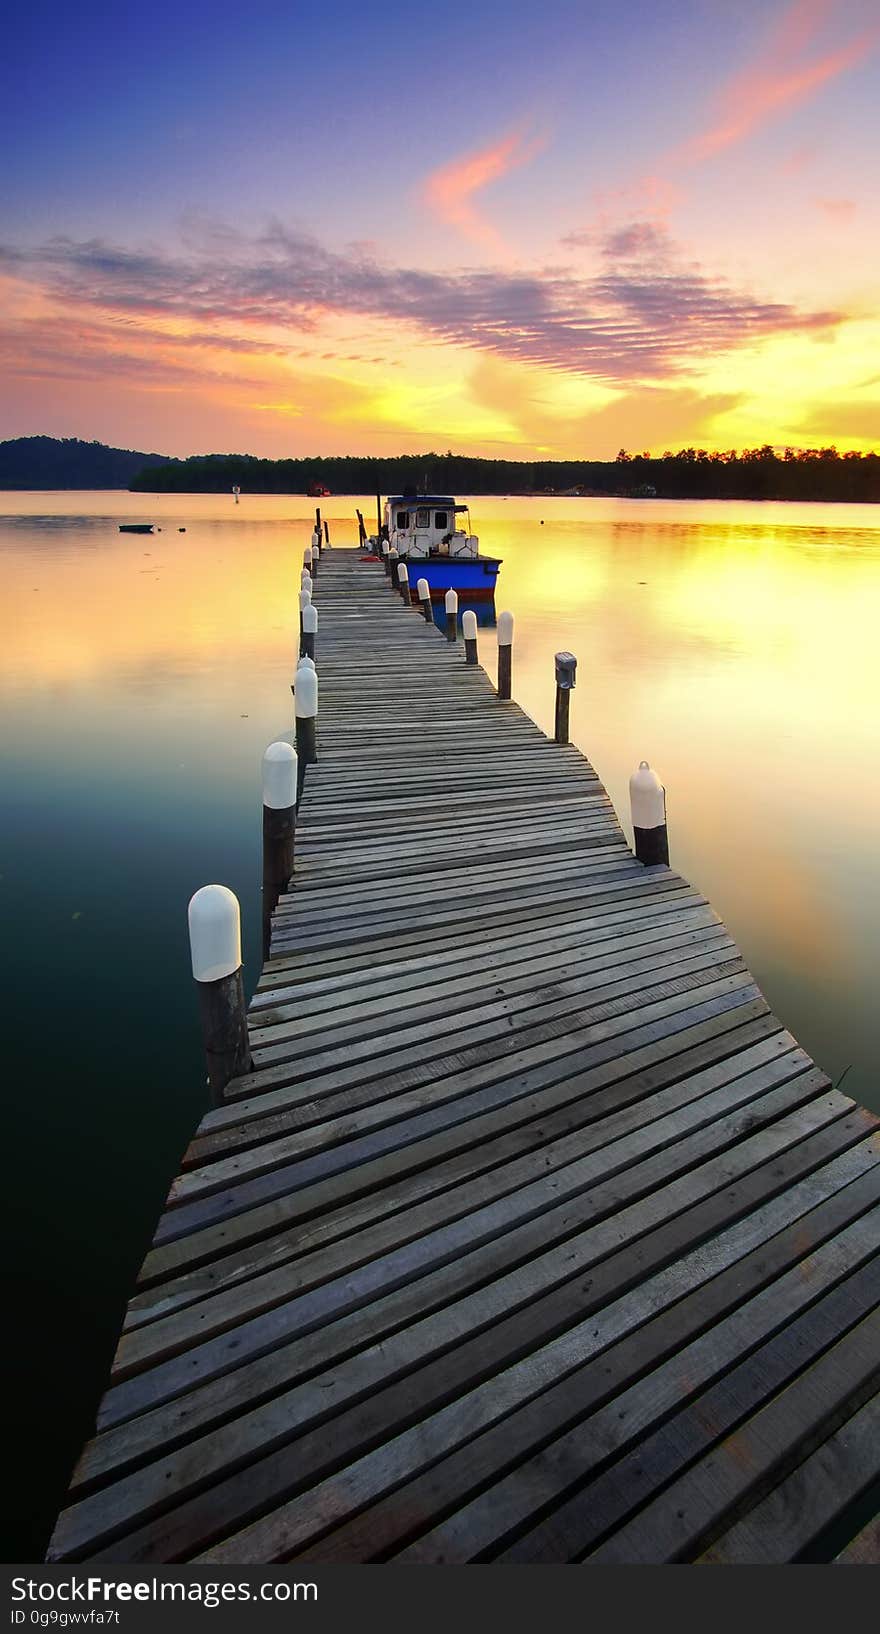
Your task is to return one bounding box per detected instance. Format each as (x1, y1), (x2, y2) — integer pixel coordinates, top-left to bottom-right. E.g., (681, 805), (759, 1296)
(679, 0), (879, 165)
(816, 196), (857, 219)
(421, 127), (546, 255)
(0, 219), (840, 390)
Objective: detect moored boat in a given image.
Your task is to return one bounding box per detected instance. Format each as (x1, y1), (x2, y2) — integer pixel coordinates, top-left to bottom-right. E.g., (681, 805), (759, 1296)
(368, 493), (501, 601)
(119, 523), (154, 533)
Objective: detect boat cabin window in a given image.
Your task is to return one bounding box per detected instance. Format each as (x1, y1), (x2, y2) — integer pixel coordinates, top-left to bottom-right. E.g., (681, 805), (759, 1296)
(415, 507), (434, 528)
(434, 511), (448, 529)
(395, 510), (409, 528)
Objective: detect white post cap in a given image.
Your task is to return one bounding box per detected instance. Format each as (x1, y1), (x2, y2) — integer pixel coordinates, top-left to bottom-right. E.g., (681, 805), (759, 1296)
(497, 610), (514, 645)
(462, 609), (477, 639)
(262, 740), (297, 810)
(629, 761), (666, 830)
(417, 577), (430, 601)
(300, 570), (312, 589)
(295, 665), (319, 718)
(304, 545), (312, 564)
(399, 563), (409, 583)
(381, 541), (389, 556)
(311, 530), (321, 547)
(296, 653), (316, 671)
(188, 884), (241, 983)
(299, 587), (312, 611)
(389, 547), (398, 559)
(302, 602), (318, 634)
(445, 588), (458, 613)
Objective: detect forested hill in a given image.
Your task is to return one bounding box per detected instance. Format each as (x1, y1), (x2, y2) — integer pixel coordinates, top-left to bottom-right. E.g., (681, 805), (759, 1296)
(0, 437), (173, 489)
(130, 446), (880, 503)
(2, 437), (879, 501)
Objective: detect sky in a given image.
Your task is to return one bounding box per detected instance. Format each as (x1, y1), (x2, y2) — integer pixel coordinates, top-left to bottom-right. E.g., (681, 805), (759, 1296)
(1, 0), (879, 460)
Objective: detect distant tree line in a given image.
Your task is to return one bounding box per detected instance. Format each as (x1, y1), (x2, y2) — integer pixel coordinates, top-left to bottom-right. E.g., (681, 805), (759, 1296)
(0, 436), (173, 489)
(130, 445), (880, 503)
(2, 436), (878, 502)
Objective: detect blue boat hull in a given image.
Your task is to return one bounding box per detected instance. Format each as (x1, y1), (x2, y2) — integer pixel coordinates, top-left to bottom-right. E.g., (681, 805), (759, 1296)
(399, 555), (502, 601)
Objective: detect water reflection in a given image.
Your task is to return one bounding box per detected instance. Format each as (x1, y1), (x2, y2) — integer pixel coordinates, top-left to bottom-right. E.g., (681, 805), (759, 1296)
(1, 487), (879, 1555)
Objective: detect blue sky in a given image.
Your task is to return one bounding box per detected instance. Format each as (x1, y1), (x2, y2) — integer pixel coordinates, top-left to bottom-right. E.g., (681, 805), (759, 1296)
(2, 0), (879, 456)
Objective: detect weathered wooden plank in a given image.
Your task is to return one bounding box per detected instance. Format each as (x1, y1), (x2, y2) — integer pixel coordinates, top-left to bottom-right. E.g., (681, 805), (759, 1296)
(834, 1515), (880, 1563)
(56, 1151), (880, 1561)
(90, 1098), (863, 1557)
(698, 1391), (880, 1563)
(184, 1120), (877, 1568)
(309, 1188), (880, 1563)
(135, 997), (776, 1291)
(578, 1298), (880, 1564)
(128, 1014), (789, 1325)
(119, 1050), (825, 1374)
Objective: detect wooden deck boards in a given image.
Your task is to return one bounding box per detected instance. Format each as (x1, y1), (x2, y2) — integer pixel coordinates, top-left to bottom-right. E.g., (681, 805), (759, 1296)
(47, 548), (880, 1565)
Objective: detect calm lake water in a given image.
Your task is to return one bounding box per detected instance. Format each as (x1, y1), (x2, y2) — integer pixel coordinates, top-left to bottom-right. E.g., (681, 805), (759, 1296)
(2, 488), (879, 1557)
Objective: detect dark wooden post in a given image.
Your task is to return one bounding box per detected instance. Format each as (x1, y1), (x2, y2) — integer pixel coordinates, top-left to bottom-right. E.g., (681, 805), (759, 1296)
(323, 520), (330, 548)
(445, 588), (458, 641)
(356, 509), (366, 547)
(554, 651), (577, 744)
(463, 608), (478, 664)
(630, 761), (670, 865)
(294, 661), (318, 806)
(300, 601), (317, 659)
(417, 576), (433, 623)
(382, 542), (391, 575)
(389, 549), (400, 588)
(188, 885), (252, 1104)
(497, 609), (514, 698)
(398, 563), (410, 602)
(261, 742), (297, 959)
(376, 491), (383, 546)
(315, 506), (321, 537)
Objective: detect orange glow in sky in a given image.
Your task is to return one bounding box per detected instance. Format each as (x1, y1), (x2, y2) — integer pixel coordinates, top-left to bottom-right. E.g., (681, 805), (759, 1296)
(2, 0), (878, 460)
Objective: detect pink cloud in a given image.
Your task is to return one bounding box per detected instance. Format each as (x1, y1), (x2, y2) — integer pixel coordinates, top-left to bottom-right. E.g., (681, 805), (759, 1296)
(421, 127), (546, 255)
(678, 0), (879, 165)
(816, 196), (857, 219)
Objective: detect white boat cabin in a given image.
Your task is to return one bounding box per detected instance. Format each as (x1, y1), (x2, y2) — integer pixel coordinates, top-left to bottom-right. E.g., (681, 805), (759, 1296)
(384, 494), (479, 558)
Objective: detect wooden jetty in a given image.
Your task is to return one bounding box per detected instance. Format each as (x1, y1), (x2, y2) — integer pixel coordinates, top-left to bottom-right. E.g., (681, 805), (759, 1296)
(49, 548), (880, 1565)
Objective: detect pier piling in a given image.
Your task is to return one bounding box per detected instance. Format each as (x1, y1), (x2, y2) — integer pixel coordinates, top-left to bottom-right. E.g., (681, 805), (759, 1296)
(187, 884), (251, 1102)
(261, 743), (297, 959)
(630, 759), (670, 865)
(294, 661), (318, 805)
(445, 588), (458, 641)
(298, 584), (311, 637)
(497, 608), (514, 698)
(417, 577), (433, 623)
(554, 651), (577, 744)
(463, 608), (478, 664)
(300, 600), (317, 659)
(398, 563), (410, 603)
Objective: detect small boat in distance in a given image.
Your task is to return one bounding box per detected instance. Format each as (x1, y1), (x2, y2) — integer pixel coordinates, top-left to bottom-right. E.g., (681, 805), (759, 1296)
(308, 481), (331, 497)
(369, 494), (501, 602)
(119, 523), (154, 533)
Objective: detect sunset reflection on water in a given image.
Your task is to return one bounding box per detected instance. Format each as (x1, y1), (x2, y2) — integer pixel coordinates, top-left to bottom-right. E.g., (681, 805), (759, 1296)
(2, 488), (878, 1110)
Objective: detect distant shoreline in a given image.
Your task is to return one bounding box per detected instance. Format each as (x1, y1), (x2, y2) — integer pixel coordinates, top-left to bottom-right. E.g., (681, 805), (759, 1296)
(1, 436), (878, 504)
